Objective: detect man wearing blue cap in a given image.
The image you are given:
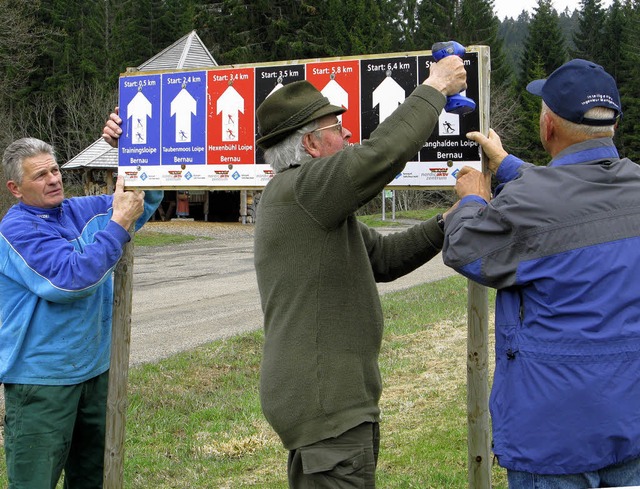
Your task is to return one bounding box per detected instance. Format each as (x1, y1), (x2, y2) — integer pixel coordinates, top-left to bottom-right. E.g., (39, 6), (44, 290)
(442, 59), (640, 487)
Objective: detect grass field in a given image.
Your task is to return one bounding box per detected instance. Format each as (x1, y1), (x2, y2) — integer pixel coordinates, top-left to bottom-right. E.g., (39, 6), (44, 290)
(0, 274), (505, 488)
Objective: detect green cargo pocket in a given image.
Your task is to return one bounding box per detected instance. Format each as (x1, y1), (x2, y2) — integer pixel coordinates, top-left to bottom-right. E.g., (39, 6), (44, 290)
(300, 444), (366, 486)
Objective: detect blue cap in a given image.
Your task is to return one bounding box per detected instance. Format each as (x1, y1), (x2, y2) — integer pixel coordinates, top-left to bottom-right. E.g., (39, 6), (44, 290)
(526, 59), (621, 126)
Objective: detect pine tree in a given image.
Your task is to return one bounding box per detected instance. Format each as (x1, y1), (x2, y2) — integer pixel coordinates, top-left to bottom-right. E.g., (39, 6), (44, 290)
(458, 0), (512, 86)
(195, 0), (268, 64)
(157, 0), (197, 49)
(559, 8), (579, 51)
(0, 0), (48, 216)
(343, 0), (393, 55)
(0, 0), (45, 106)
(415, 0), (457, 49)
(518, 0), (567, 91)
(600, 0), (627, 157)
(386, 0), (420, 51)
(113, 0), (161, 68)
(616, 0), (640, 160)
(29, 0), (93, 96)
(320, 0), (393, 56)
(572, 0), (606, 62)
(515, 0), (567, 164)
(498, 11), (531, 79)
(600, 0), (626, 80)
(515, 57), (549, 165)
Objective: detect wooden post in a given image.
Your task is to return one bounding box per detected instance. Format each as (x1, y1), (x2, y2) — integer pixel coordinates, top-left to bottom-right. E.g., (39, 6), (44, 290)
(240, 190), (247, 224)
(391, 190), (396, 220)
(467, 45), (492, 489)
(103, 231), (135, 487)
(467, 280), (491, 488)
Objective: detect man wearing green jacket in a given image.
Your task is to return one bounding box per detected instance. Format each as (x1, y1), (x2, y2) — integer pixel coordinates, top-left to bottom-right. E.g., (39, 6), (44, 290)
(253, 56), (467, 488)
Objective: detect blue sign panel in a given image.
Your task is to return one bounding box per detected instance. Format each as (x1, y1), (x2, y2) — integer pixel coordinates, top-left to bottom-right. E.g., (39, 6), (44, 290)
(118, 74), (162, 167)
(161, 71), (207, 166)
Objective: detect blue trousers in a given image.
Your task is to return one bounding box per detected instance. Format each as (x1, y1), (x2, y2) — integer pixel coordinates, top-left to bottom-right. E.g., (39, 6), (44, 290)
(508, 456), (640, 488)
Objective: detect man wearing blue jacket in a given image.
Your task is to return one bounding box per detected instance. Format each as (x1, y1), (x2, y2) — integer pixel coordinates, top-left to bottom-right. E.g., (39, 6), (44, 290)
(0, 133), (162, 487)
(443, 59), (640, 488)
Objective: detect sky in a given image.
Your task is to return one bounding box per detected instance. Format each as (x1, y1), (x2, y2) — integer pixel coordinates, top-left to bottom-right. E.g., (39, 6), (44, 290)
(493, 0), (614, 20)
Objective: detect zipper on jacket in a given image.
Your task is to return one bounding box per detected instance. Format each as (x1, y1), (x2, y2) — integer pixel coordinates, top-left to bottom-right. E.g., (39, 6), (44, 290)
(506, 289), (524, 360)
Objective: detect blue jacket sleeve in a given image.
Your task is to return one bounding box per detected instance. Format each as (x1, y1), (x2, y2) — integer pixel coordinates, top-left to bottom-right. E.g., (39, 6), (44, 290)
(442, 154), (536, 288)
(494, 155), (533, 196)
(0, 191), (163, 304)
(135, 190), (163, 231)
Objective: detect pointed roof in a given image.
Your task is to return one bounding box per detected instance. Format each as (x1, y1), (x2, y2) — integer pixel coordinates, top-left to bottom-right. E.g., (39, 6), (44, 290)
(137, 30), (218, 71)
(63, 30), (217, 171)
(61, 138), (117, 170)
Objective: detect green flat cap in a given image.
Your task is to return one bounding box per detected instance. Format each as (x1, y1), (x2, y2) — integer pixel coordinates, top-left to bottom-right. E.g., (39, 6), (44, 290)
(256, 80), (346, 149)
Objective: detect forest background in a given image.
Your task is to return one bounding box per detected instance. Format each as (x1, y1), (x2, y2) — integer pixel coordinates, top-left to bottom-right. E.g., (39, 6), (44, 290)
(0, 0), (638, 215)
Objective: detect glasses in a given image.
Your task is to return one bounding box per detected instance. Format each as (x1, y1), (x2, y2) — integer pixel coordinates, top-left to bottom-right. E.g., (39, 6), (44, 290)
(312, 121), (343, 134)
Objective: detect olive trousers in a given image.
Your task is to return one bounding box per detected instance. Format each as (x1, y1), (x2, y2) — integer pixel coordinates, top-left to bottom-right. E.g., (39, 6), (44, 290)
(287, 422), (380, 488)
(3, 371), (109, 489)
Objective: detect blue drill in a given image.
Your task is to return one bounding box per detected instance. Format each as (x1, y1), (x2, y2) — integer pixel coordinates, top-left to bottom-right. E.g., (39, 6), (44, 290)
(431, 41), (476, 115)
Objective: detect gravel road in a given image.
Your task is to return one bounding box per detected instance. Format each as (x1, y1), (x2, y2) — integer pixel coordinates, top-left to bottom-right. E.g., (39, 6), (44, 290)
(130, 220), (457, 366)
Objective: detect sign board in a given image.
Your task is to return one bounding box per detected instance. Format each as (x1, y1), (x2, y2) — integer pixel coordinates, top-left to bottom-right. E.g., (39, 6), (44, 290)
(306, 59), (361, 145)
(118, 47), (488, 189)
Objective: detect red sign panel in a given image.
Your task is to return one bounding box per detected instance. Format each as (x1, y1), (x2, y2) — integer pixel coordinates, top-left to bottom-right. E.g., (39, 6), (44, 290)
(207, 67), (255, 165)
(305, 60), (361, 144)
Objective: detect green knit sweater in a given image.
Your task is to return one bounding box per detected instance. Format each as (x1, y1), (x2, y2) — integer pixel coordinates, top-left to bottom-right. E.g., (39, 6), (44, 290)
(254, 84), (447, 450)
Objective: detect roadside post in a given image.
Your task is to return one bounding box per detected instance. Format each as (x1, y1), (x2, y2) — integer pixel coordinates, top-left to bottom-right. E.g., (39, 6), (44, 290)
(467, 280), (491, 488)
(104, 45), (492, 487)
(104, 230), (135, 488)
(467, 45), (492, 489)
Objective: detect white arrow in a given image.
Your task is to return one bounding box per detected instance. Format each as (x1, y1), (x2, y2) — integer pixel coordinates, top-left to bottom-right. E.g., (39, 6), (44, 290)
(321, 79), (348, 119)
(372, 76), (405, 124)
(216, 85), (245, 142)
(127, 91), (153, 145)
(267, 83), (284, 98)
(170, 88), (197, 143)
